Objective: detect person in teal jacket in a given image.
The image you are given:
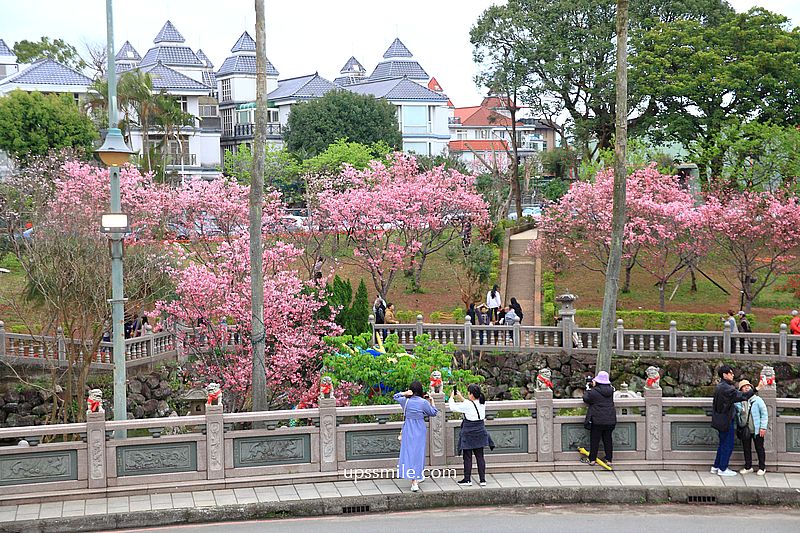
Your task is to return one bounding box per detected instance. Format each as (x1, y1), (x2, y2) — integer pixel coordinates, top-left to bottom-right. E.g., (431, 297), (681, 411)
(734, 379), (768, 475)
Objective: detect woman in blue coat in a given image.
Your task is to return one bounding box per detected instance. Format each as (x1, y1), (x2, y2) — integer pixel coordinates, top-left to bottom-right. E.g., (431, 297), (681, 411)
(394, 381), (438, 492)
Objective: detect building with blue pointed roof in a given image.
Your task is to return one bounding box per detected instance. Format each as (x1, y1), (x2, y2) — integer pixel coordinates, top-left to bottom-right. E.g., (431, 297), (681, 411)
(153, 20), (185, 44)
(346, 76), (450, 155)
(333, 56), (367, 86)
(369, 38), (428, 82)
(216, 31), (281, 154)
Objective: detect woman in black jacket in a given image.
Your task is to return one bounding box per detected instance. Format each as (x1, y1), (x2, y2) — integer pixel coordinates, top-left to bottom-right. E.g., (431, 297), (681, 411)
(582, 371), (616, 465)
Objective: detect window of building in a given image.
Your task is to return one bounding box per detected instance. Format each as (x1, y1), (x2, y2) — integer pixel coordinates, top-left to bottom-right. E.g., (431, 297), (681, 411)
(268, 109), (279, 123)
(477, 129), (490, 140)
(402, 106), (427, 134)
(456, 130), (466, 140)
(221, 79), (232, 102)
(403, 142), (428, 155)
(237, 109), (252, 125)
(199, 104), (218, 117)
(174, 96), (188, 113)
(221, 108), (233, 136)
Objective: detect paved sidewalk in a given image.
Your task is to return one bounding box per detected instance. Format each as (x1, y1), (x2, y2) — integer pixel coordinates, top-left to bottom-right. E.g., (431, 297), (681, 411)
(3, 470), (800, 532)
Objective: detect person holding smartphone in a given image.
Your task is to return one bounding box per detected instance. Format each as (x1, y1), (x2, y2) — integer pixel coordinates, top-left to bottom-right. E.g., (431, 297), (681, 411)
(394, 381), (437, 492)
(449, 383), (494, 486)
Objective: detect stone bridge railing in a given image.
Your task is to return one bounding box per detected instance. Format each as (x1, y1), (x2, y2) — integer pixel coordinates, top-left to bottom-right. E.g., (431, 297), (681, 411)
(375, 315), (800, 360)
(0, 321), (180, 370)
(1, 382), (799, 501)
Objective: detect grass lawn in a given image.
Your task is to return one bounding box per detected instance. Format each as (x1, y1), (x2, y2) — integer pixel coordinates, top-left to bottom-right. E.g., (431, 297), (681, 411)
(331, 246), (476, 322)
(0, 253), (34, 331)
(553, 257), (800, 332)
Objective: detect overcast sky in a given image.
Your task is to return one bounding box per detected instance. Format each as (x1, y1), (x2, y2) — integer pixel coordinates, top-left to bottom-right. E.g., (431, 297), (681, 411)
(0, 0), (797, 108)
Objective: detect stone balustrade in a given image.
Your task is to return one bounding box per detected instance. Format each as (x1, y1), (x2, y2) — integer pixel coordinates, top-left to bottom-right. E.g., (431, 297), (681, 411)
(1, 377), (799, 499)
(374, 315), (800, 360)
(0, 321), (177, 370)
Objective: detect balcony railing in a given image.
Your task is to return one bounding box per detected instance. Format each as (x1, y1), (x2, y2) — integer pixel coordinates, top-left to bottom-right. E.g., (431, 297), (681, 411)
(230, 123), (282, 138)
(164, 153), (197, 166)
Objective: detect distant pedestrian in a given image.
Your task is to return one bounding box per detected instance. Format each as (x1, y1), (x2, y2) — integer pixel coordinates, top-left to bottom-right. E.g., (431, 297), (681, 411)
(313, 256), (324, 282)
(790, 310), (800, 356)
(450, 384), (494, 487)
(476, 304), (490, 345)
(737, 311), (752, 354)
(711, 365), (755, 477)
(510, 297), (524, 325)
(504, 305), (519, 326)
(394, 381), (438, 492)
(373, 297), (386, 325)
(385, 303), (399, 324)
(734, 379), (768, 476)
(723, 310), (738, 353)
(466, 303), (477, 326)
(486, 285), (502, 324)
(582, 371), (616, 466)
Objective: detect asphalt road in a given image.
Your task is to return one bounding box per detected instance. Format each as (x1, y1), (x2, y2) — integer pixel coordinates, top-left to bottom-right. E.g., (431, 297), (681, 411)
(113, 504), (800, 533)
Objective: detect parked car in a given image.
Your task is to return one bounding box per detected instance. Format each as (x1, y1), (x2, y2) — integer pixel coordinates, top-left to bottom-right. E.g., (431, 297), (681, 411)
(507, 205), (543, 221)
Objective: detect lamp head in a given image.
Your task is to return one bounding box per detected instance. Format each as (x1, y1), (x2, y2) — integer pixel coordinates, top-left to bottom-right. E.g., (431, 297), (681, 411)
(100, 213), (130, 234)
(96, 128), (133, 167)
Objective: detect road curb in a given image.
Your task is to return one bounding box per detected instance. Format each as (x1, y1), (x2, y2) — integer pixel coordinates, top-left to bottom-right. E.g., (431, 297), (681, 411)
(4, 485), (800, 532)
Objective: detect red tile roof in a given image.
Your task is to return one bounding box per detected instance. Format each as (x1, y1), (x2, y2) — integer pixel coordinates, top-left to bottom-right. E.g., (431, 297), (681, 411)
(427, 77), (443, 92)
(453, 105), (521, 127)
(449, 139), (509, 152)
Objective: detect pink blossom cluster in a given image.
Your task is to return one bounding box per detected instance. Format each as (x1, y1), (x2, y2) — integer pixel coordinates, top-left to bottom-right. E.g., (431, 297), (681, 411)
(316, 153), (489, 297)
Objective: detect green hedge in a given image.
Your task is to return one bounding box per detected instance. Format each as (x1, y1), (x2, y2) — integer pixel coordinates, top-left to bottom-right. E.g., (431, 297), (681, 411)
(395, 310), (422, 323)
(574, 309), (755, 331)
(542, 271), (556, 325)
(772, 315), (794, 333)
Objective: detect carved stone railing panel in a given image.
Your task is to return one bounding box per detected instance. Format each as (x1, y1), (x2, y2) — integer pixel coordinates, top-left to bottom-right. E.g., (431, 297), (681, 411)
(670, 421), (742, 451)
(560, 422), (636, 452)
(786, 423), (800, 453)
(345, 429), (401, 460)
(454, 424), (528, 455)
(0, 450), (78, 486)
(115, 442), (197, 477)
(233, 435), (311, 467)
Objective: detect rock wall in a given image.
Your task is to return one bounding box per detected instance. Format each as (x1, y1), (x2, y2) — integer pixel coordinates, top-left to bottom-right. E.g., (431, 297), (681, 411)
(470, 351), (800, 400)
(0, 367), (186, 428)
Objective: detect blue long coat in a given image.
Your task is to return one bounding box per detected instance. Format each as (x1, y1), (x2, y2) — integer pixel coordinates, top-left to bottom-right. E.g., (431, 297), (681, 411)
(394, 393), (438, 480)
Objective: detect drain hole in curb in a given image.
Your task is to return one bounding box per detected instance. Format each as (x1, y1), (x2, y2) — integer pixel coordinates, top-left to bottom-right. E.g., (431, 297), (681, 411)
(687, 495), (716, 504)
(342, 505), (371, 514)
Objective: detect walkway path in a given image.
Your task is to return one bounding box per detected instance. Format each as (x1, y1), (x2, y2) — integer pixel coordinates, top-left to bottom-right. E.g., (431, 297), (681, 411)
(505, 229), (541, 326)
(3, 470), (799, 532)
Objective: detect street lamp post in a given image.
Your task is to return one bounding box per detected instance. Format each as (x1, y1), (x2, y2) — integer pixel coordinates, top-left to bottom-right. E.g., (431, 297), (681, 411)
(96, 0), (134, 438)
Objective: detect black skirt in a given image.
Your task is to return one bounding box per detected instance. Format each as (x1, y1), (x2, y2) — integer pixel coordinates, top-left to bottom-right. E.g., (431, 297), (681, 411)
(458, 419), (495, 454)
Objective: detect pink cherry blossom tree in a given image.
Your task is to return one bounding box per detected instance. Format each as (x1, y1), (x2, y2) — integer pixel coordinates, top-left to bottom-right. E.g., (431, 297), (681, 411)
(698, 189), (800, 313)
(155, 235), (342, 410)
(316, 153), (489, 298)
(533, 165), (708, 300)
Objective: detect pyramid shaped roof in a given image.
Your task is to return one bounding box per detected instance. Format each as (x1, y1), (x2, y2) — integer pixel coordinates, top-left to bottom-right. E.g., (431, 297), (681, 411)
(231, 31), (256, 53)
(196, 49), (214, 68)
(153, 20), (185, 44)
(0, 39), (15, 58)
(340, 56), (365, 74)
(383, 38), (413, 59)
(115, 41), (141, 62)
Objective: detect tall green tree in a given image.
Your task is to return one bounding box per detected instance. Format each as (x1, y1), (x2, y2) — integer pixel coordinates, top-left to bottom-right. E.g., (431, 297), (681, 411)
(632, 7), (800, 185)
(470, 0), (733, 157)
(284, 91), (402, 156)
(0, 90), (97, 163)
(13, 37), (87, 71)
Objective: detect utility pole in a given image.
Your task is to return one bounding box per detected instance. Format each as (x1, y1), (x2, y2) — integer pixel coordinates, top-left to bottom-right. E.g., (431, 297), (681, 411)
(596, 0), (629, 373)
(250, 0), (268, 412)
